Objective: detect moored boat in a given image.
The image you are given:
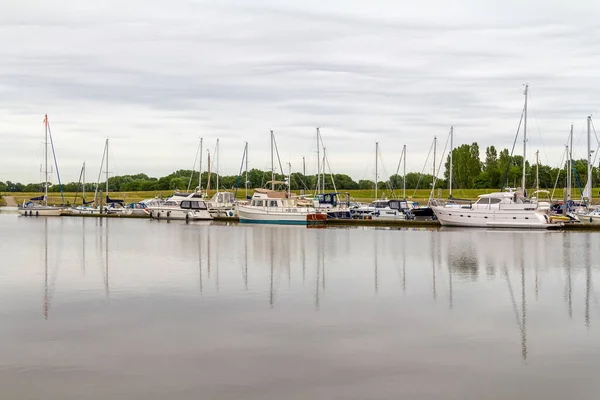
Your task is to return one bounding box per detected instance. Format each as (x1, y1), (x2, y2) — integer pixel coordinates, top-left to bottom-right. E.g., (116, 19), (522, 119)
(238, 188), (326, 225)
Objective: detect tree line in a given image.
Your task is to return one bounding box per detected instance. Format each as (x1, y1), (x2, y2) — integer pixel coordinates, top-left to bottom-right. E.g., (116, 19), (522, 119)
(1, 143), (597, 195)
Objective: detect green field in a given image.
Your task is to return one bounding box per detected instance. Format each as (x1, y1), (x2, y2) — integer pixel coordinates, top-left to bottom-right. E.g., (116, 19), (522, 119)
(3, 187), (597, 206)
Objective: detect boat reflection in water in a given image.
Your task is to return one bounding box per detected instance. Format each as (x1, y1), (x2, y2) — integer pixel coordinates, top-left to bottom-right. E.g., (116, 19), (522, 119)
(4, 216), (599, 399)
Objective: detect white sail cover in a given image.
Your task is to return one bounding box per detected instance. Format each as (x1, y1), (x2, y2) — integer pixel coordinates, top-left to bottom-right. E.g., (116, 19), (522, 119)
(583, 178), (592, 200)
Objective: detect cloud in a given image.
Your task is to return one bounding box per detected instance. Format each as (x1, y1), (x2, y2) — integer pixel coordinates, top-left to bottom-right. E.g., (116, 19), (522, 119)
(1, 0), (599, 185)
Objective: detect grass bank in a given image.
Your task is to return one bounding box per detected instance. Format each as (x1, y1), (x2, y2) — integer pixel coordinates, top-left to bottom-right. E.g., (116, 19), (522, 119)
(8, 187), (598, 206)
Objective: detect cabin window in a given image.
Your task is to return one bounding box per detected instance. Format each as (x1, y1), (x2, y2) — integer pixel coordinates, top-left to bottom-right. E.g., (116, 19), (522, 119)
(269, 200), (278, 207)
(489, 198), (502, 204)
(181, 201), (190, 209)
(191, 201), (207, 210)
(476, 198), (489, 205)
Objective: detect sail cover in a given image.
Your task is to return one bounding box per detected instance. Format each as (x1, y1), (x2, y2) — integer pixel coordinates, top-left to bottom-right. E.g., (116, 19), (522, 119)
(29, 195), (45, 201)
(106, 195), (124, 205)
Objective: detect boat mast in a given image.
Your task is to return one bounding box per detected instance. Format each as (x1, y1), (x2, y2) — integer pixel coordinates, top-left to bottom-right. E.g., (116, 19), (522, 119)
(431, 136), (437, 199)
(245, 142), (249, 198)
(288, 162), (292, 198)
(82, 161), (86, 203)
(375, 141), (379, 199)
(535, 150), (540, 193)
(199, 138), (203, 193)
(105, 139), (109, 197)
(316, 127), (320, 194)
(567, 125), (573, 201)
(403, 144), (406, 199)
(271, 130), (275, 190)
(449, 126), (454, 198)
(206, 151), (211, 197)
(522, 84), (528, 196)
(44, 114), (49, 206)
(216, 138), (220, 193)
(585, 115), (592, 205)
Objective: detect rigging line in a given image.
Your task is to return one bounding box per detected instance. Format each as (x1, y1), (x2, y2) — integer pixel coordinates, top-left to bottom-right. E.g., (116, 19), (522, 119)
(528, 91), (551, 166)
(551, 147), (567, 199)
(324, 152), (338, 193)
(431, 131), (451, 195)
(412, 139), (434, 198)
(501, 107), (524, 191)
(359, 142), (377, 183)
(272, 134), (286, 178)
(187, 139), (202, 192)
(391, 147), (405, 195)
(46, 122), (65, 205)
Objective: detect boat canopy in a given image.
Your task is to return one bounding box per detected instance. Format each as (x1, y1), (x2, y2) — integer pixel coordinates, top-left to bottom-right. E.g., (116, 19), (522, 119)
(106, 195), (124, 205)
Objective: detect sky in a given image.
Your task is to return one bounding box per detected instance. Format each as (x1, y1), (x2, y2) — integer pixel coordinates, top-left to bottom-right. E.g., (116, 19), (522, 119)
(1, 0), (600, 185)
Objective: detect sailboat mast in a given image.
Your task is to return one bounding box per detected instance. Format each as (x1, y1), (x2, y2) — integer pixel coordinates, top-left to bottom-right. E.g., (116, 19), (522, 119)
(199, 138), (203, 193)
(449, 126), (454, 198)
(206, 151), (211, 197)
(44, 114), (49, 206)
(245, 142), (249, 198)
(375, 142), (379, 199)
(587, 116), (592, 204)
(403, 144), (406, 199)
(432, 136), (437, 198)
(522, 84), (528, 196)
(567, 125), (573, 200)
(83, 161), (86, 203)
(105, 139), (109, 196)
(271, 130), (275, 190)
(216, 138), (220, 193)
(316, 127), (321, 194)
(535, 150), (540, 193)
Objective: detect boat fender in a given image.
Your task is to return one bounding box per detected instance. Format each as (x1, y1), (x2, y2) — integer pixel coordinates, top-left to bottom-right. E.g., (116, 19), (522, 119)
(591, 217), (593, 223)
(167, 211), (171, 218)
(36, 211), (39, 217)
(185, 213), (190, 222)
(149, 210), (153, 217)
(229, 211), (233, 217)
(157, 212), (161, 219)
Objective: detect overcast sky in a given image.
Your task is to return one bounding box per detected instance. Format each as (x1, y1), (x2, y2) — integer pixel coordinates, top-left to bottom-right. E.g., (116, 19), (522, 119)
(1, 0), (599, 184)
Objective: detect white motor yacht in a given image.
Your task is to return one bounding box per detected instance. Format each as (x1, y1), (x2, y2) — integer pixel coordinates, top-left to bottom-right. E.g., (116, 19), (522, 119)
(432, 189), (555, 229)
(145, 192), (212, 220)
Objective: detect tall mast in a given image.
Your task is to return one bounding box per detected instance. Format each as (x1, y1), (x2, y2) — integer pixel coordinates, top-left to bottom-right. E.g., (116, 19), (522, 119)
(449, 126), (454, 198)
(105, 139), (109, 196)
(288, 162), (291, 198)
(522, 84), (528, 196)
(206, 151), (211, 197)
(322, 147), (326, 193)
(567, 125), (573, 200)
(585, 116), (592, 204)
(375, 142), (379, 199)
(403, 144), (406, 199)
(245, 142), (249, 198)
(199, 138), (203, 193)
(44, 114), (49, 206)
(432, 136), (437, 198)
(316, 127), (321, 194)
(216, 138), (220, 193)
(535, 150), (540, 193)
(83, 161), (86, 203)
(271, 130), (275, 190)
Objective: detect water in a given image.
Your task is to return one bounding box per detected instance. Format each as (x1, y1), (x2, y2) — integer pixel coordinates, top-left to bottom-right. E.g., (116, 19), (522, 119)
(1, 214), (600, 399)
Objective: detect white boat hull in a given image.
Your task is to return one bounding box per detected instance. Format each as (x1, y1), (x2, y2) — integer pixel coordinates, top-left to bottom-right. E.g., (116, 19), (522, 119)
(18, 208), (62, 217)
(578, 214), (600, 225)
(238, 206), (325, 225)
(147, 207), (212, 221)
(432, 206), (554, 229)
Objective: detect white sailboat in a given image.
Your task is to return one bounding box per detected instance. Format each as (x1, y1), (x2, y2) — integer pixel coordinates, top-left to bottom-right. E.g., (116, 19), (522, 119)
(432, 85), (555, 229)
(19, 114), (63, 217)
(577, 116), (600, 224)
(206, 139), (238, 218)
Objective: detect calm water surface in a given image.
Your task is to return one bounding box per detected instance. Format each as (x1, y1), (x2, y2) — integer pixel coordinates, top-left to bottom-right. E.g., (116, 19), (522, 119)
(1, 214), (600, 399)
